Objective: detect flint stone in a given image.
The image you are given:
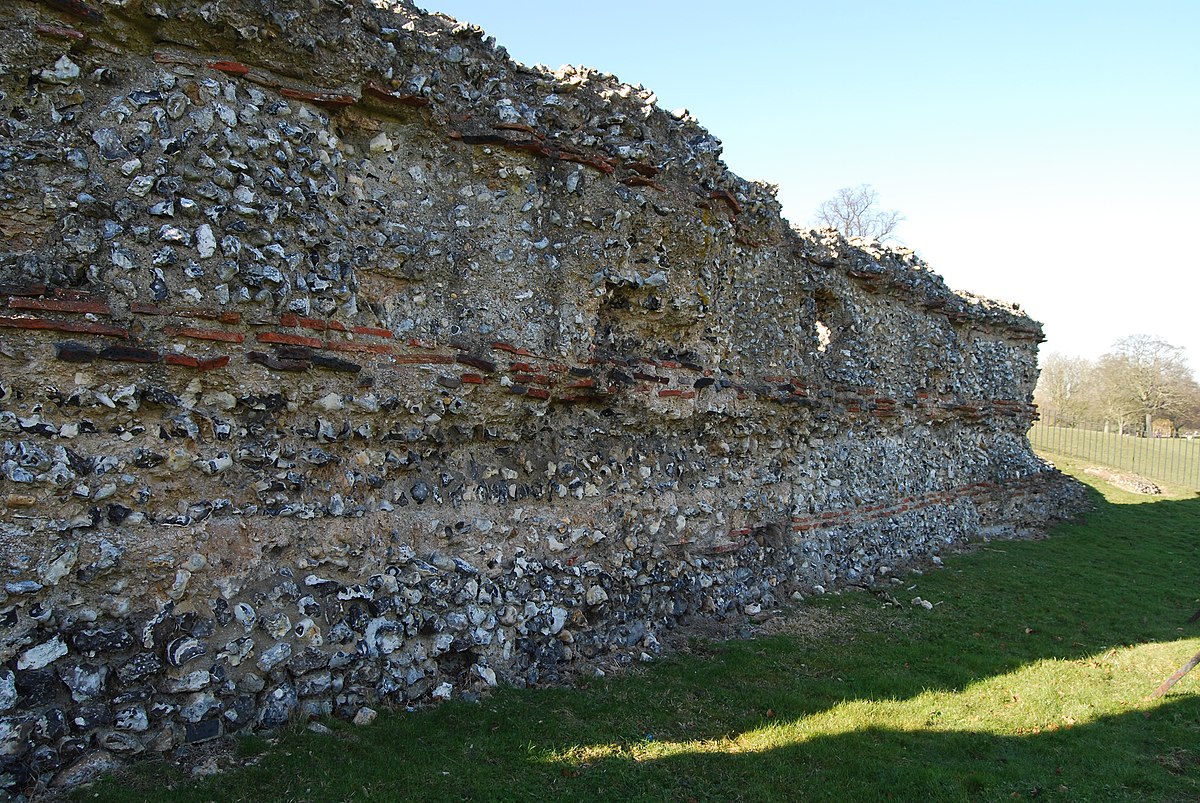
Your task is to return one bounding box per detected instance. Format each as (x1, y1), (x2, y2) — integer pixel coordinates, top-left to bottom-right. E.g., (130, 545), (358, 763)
(0, 717), (32, 758)
(257, 642), (292, 673)
(14, 669), (58, 708)
(51, 749), (120, 788)
(18, 636), (68, 671)
(166, 636), (207, 667)
(70, 626), (135, 655)
(40, 55), (80, 85)
(180, 693), (220, 723)
(0, 671), (14, 712)
(97, 729), (145, 753)
(296, 670), (332, 697)
(114, 705), (148, 732)
(259, 685), (298, 729)
(59, 663), (107, 703)
(164, 670), (211, 693)
(70, 703), (113, 731)
(223, 695), (257, 730)
(116, 653), (164, 685)
(185, 718), (221, 743)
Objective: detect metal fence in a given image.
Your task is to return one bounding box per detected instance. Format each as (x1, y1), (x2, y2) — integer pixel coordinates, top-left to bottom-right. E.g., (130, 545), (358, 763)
(1029, 410), (1200, 491)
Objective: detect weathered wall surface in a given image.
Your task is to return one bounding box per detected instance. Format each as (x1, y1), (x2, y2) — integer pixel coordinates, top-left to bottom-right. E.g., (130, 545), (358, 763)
(0, 0), (1085, 792)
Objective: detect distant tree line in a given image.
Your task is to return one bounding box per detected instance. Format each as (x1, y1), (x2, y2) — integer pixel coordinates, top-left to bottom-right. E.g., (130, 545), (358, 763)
(1035, 335), (1200, 437)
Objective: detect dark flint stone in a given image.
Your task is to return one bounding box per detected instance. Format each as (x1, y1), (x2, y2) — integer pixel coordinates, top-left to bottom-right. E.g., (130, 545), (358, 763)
(91, 128), (128, 161)
(138, 385), (181, 407)
(166, 637), (206, 668)
(286, 647), (328, 676)
(124, 133), (150, 156)
(0, 754), (34, 791)
(15, 668), (59, 708)
(300, 448), (338, 465)
(57, 736), (88, 764)
(34, 708), (68, 742)
(212, 598), (232, 627)
(258, 685), (298, 729)
(186, 501), (213, 522)
(223, 695), (256, 730)
(132, 449), (165, 468)
(64, 447), (92, 475)
(238, 393), (287, 412)
(70, 702), (113, 730)
(128, 89), (163, 107)
(59, 663), (106, 702)
(105, 504), (132, 525)
(343, 603), (369, 633)
(28, 743), (61, 775)
(69, 627), (134, 655)
(21, 420), (57, 437)
(0, 716), (33, 759)
(184, 718), (221, 743)
(115, 653), (163, 685)
(183, 614), (215, 639)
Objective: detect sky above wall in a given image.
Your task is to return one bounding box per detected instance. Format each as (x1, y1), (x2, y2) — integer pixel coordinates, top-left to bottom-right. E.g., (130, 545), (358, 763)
(424, 0), (1200, 374)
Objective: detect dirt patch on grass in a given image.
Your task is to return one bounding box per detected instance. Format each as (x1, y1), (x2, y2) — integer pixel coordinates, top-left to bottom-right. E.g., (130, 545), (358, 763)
(1083, 466), (1162, 495)
(661, 587), (916, 658)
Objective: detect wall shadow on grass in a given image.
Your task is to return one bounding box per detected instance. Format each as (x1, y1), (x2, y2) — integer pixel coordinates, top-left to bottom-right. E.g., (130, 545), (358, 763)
(528, 697), (1200, 802)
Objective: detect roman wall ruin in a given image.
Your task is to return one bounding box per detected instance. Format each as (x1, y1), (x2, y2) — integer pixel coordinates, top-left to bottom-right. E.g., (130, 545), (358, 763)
(0, 0), (1086, 792)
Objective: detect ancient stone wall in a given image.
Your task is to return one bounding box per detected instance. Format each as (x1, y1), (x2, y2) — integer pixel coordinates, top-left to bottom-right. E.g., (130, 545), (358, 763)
(0, 0), (1085, 792)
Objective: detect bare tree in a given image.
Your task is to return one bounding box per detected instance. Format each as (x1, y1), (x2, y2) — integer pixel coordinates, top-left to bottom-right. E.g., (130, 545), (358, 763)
(813, 184), (904, 242)
(1094, 353), (1144, 435)
(1170, 376), (1200, 435)
(1034, 353), (1097, 426)
(1101, 335), (1195, 436)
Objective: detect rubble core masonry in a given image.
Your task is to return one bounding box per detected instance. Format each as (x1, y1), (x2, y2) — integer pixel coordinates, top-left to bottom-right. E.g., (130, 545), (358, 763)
(0, 0), (1086, 792)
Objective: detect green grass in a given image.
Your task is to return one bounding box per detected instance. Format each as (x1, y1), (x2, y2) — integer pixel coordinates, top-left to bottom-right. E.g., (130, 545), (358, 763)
(77, 465), (1200, 802)
(1029, 422), (1200, 492)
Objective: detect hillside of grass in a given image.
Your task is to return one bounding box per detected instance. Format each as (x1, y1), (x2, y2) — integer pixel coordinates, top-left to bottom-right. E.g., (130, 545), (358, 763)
(77, 466), (1200, 802)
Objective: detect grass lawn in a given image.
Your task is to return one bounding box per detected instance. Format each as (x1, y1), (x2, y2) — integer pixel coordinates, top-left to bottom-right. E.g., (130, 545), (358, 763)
(1029, 423), (1200, 492)
(77, 462), (1200, 802)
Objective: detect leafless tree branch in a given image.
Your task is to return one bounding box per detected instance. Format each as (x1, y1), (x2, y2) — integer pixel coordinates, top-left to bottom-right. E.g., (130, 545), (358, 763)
(813, 184), (904, 242)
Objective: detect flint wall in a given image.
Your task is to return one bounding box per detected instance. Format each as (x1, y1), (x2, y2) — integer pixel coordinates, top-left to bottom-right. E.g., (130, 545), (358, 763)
(0, 0), (1084, 792)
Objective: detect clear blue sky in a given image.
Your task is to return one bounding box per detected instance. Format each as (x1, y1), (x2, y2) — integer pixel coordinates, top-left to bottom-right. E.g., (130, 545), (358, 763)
(424, 1), (1200, 373)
